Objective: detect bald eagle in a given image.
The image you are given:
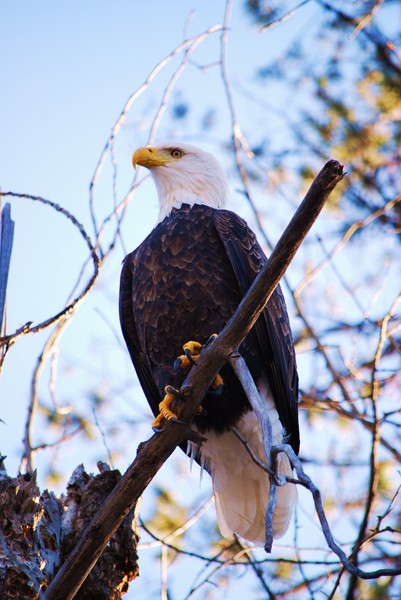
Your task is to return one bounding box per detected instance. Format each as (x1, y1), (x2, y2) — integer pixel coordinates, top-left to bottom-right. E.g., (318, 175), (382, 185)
(119, 143), (299, 544)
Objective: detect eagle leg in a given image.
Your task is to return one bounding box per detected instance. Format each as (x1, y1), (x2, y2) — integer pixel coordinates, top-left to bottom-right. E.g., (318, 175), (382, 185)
(174, 336), (224, 395)
(154, 337), (222, 432)
(152, 382), (206, 432)
(207, 373), (224, 396)
(152, 385), (190, 431)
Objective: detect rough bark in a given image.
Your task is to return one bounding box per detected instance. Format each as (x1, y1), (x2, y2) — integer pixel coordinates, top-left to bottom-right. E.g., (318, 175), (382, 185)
(0, 460), (138, 599)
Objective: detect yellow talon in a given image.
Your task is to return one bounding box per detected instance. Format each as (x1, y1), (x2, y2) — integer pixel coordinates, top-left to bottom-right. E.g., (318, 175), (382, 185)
(177, 354), (198, 369)
(174, 340), (203, 369)
(152, 385), (181, 428)
(211, 373), (224, 389)
(180, 335), (224, 392)
(152, 412), (165, 430)
(183, 341), (203, 355)
(160, 386), (180, 420)
(152, 335), (223, 430)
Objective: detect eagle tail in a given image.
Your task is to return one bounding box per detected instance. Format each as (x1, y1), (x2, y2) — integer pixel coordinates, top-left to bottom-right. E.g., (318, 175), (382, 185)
(198, 404), (297, 545)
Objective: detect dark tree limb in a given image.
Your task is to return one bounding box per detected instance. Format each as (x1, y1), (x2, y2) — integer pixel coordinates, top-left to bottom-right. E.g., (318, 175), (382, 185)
(0, 203), (14, 339)
(44, 160), (344, 600)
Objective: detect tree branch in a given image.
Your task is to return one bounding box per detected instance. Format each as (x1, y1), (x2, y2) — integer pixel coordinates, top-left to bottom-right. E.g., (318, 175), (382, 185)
(44, 159), (344, 600)
(0, 203), (14, 341)
(0, 192), (100, 360)
(228, 353), (278, 553)
(273, 443), (401, 580)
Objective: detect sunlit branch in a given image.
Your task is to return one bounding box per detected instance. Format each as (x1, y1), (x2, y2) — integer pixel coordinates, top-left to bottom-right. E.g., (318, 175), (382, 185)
(148, 28), (218, 144)
(88, 23), (222, 243)
(301, 393), (401, 463)
(138, 495), (215, 552)
(272, 443), (401, 580)
(346, 291), (401, 597)
(260, 0), (311, 33)
(295, 194), (401, 298)
(0, 191), (100, 357)
(91, 25), (222, 261)
(350, 0), (385, 39)
(316, 1), (401, 73)
(220, 0), (276, 253)
(0, 192), (100, 471)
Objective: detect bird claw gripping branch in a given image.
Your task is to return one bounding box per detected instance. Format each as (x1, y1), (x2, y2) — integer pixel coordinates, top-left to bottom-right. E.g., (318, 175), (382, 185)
(152, 385), (188, 432)
(152, 335), (224, 432)
(175, 335), (224, 394)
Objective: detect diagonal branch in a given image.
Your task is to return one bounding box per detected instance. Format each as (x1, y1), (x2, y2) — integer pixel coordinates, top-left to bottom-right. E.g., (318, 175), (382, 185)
(228, 352), (278, 553)
(273, 443), (401, 580)
(44, 159), (344, 600)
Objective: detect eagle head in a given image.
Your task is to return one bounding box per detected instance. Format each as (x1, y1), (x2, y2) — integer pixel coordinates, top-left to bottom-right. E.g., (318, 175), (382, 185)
(132, 143), (229, 222)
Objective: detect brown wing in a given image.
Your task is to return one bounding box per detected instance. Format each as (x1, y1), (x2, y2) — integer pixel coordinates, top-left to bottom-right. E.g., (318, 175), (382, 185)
(119, 256), (162, 418)
(214, 209), (300, 454)
(119, 204), (299, 454)
(119, 205), (246, 428)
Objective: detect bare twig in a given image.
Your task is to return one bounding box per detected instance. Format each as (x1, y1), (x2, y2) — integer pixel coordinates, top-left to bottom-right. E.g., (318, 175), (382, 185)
(295, 194), (401, 298)
(345, 292), (401, 599)
(350, 0), (385, 39)
(0, 192), (100, 356)
(0, 192), (100, 471)
(220, 0), (275, 251)
(272, 443), (401, 580)
(88, 23), (222, 242)
(91, 23), (222, 260)
(260, 0), (311, 32)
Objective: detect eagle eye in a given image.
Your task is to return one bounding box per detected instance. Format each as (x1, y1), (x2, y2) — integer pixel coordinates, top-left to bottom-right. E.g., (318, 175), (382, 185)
(170, 148), (184, 159)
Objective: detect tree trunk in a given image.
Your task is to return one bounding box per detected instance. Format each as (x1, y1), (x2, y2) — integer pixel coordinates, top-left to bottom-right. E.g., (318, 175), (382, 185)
(0, 459), (138, 599)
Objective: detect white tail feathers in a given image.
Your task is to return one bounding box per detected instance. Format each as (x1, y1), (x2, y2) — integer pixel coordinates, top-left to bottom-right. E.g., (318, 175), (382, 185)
(197, 401), (297, 545)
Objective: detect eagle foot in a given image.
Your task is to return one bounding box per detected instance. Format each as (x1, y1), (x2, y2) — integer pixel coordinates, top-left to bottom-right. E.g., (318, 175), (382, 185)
(155, 336), (223, 432)
(207, 373), (224, 396)
(174, 335), (224, 395)
(152, 385), (203, 432)
(204, 333), (218, 348)
(174, 341), (202, 371)
(152, 386), (182, 431)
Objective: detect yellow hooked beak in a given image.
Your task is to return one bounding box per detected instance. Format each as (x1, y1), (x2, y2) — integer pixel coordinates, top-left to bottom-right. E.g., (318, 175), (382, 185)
(132, 146), (172, 169)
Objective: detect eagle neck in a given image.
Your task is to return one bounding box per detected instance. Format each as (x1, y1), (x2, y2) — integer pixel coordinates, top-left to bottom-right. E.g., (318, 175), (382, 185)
(152, 164), (228, 223)
(156, 195), (224, 223)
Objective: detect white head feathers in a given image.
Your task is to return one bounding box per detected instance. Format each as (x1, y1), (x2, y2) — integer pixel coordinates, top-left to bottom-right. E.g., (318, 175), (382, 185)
(132, 143), (229, 222)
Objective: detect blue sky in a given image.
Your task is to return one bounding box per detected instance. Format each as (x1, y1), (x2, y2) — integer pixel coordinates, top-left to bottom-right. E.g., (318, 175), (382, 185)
(0, 0), (316, 450)
(0, 5), (326, 598)
(2, 2), (399, 598)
